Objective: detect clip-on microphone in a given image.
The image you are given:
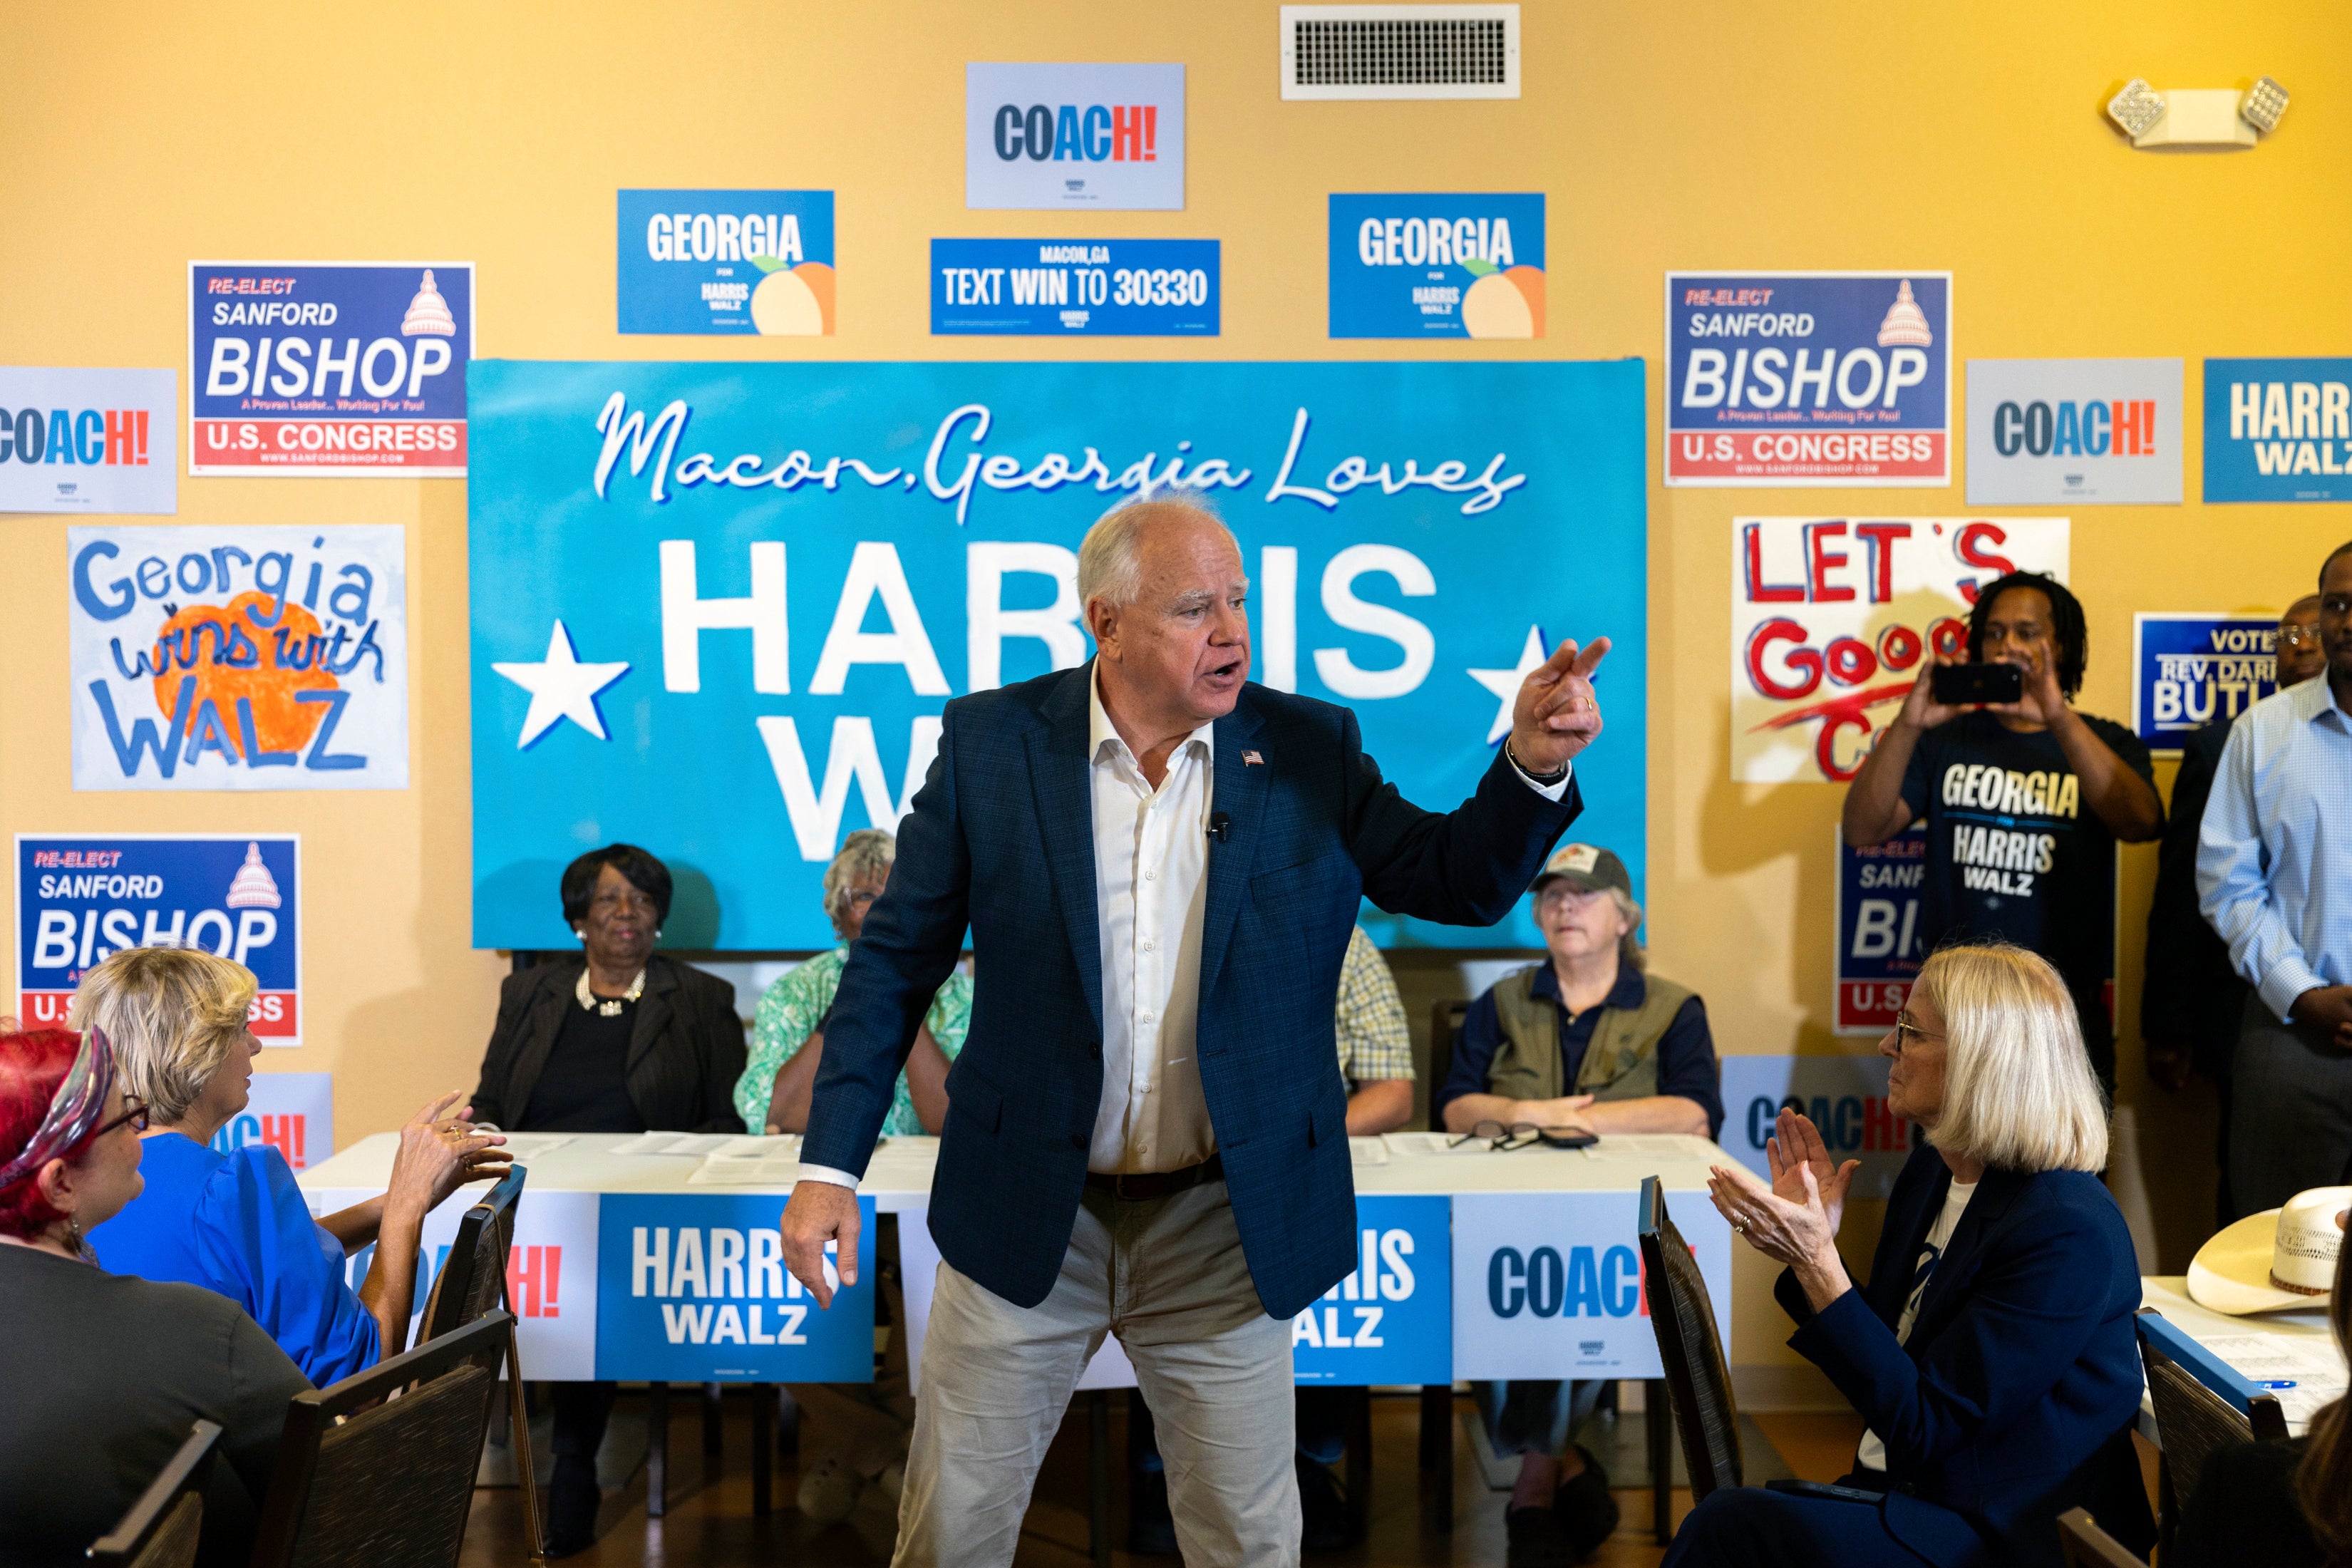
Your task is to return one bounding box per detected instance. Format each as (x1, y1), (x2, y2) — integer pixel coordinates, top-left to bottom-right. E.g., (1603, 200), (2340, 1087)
(1207, 811), (1232, 843)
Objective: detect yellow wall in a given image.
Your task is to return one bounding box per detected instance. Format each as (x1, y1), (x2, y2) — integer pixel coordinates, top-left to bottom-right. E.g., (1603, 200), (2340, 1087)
(6, 1), (2346, 1391)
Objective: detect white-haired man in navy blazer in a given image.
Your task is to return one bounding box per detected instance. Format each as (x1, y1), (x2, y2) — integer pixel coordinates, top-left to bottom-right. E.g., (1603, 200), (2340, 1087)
(782, 498), (1609, 1567)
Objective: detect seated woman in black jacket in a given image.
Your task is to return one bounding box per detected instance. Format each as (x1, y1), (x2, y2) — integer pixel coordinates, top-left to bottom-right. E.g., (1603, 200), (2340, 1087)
(468, 842), (747, 1557)
(1668, 943), (2154, 1568)
(0, 1026), (310, 1567)
(2170, 1206), (2350, 1568)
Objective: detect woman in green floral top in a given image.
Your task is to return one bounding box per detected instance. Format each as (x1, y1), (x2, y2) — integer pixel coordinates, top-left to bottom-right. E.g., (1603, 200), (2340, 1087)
(733, 829), (971, 1137)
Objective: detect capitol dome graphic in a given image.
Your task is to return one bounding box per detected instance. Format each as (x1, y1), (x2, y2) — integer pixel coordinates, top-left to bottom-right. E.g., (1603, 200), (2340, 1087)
(225, 843), (283, 910)
(1875, 279), (1934, 348)
(401, 269), (457, 337)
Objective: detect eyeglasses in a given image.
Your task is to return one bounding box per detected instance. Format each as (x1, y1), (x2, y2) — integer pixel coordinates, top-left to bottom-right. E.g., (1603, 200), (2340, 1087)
(2279, 626), (2322, 649)
(93, 1096), (149, 1139)
(1891, 1014), (1945, 1053)
(1537, 885), (1608, 912)
(842, 888), (882, 910)
(1448, 1119), (1589, 1151)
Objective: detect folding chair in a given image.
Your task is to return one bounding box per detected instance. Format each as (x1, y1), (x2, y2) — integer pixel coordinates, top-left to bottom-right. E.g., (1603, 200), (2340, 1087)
(86, 1420), (220, 1568)
(416, 1165), (542, 1561)
(1639, 1175), (1743, 1537)
(418, 1164), (525, 1342)
(2057, 1505), (2150, 1566)
(2135, 1309), (2287, 1558)
(248, 1310), (515, 1568)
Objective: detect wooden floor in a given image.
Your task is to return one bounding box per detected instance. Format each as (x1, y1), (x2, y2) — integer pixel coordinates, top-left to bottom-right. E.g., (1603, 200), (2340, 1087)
(458, 1391), (1877, 1567)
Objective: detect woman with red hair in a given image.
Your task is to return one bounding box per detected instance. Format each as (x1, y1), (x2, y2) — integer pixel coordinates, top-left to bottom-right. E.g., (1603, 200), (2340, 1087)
(0, 1026), (309, 1567)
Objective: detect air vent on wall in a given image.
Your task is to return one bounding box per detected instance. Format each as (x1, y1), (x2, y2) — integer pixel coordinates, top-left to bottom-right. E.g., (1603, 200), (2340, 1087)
(1280, 4), (1520, 100)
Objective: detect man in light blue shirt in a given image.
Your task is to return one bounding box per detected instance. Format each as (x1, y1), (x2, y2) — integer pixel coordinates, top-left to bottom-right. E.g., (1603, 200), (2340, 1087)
(2197, 540), (2352, 1213)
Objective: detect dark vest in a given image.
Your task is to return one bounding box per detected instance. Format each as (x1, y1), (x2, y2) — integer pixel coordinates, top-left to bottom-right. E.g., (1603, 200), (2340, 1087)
(1485, 965), (1691, 1103)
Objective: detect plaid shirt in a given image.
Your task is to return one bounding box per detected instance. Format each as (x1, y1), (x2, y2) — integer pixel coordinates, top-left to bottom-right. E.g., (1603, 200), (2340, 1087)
(1334, 924), (1414, 1084)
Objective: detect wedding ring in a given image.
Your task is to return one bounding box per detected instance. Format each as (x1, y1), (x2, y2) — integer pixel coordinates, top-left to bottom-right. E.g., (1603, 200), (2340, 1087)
(1732, 1223), (1746, 1234)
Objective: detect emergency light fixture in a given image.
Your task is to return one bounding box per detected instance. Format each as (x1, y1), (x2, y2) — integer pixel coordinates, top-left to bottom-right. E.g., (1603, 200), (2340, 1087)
(2105, 76), (2289, 148)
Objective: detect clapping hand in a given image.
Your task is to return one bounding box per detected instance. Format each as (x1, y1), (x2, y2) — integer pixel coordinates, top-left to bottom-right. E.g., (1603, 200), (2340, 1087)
(1765, 1107), (1858, 1237)
(1707, 1157), (1855, 1312)
(1510, 638), (1610, 775)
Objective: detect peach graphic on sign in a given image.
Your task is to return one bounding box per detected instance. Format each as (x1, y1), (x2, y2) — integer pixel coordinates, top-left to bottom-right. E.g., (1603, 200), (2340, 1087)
(751, 257), (835, 335)
(150, 592), (341, 760)
(1461, 261), (1544, 339)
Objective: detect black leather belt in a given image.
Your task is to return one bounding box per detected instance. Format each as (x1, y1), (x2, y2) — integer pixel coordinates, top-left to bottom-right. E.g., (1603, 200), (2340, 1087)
(1085, 1152), (1223, 1201)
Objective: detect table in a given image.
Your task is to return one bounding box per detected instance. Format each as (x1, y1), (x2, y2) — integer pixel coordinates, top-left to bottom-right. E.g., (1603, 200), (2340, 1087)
(2135, 1275), (2343, 1439)
(301, 1129), (1735, 1544)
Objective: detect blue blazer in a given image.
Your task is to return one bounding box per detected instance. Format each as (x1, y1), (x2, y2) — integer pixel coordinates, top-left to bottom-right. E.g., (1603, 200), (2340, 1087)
(804, 664), (1581, 1316)
(1774, 1143), (2155, 1568)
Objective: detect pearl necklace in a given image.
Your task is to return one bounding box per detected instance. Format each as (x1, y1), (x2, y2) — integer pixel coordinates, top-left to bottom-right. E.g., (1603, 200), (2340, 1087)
(577, 966), (646, 1018)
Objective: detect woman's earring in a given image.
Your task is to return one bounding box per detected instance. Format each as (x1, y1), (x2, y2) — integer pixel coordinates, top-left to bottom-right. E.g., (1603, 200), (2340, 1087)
(574, 927), (587, 941)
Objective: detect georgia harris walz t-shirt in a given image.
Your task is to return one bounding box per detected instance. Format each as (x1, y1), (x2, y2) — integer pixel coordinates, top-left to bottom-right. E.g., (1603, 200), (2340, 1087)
(1897, 711), (2155, 1007)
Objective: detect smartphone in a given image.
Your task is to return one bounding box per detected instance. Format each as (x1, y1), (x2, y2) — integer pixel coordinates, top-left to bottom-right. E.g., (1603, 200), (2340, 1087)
(1931, 662), (2023, 706)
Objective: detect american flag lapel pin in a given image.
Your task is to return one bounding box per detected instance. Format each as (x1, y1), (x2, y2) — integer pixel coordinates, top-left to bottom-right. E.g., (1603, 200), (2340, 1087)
(1242, 750), (1264, 766)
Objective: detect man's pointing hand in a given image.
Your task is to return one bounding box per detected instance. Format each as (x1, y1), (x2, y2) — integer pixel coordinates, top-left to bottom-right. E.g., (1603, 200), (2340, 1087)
(1509, 636), (1610, 775)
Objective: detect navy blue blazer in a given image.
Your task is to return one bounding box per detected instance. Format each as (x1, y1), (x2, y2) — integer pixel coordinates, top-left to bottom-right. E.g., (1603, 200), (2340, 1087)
(1773, 1144), (2155, 1568)
(803, 663), (1582, 1316)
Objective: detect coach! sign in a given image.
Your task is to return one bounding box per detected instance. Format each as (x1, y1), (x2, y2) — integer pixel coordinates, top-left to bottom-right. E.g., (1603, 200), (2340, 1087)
(1450, 1189), (1731, 1381)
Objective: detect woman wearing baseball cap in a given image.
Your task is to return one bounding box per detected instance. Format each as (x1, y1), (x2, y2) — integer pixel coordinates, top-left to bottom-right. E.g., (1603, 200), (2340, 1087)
(1433, 841), (1724, 1565)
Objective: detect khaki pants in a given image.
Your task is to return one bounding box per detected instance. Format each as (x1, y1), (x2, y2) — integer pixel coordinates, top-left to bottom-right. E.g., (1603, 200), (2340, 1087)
(894, 1180), (1297, 1568)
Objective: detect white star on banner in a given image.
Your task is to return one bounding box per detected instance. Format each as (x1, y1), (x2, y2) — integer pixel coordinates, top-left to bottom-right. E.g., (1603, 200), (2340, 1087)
(1466, 626), (1548, 745)
(492, 621), (630, 748)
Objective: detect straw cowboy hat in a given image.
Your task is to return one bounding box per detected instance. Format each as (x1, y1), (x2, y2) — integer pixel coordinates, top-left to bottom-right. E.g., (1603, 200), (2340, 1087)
(2187, 1185), (2350, 1316)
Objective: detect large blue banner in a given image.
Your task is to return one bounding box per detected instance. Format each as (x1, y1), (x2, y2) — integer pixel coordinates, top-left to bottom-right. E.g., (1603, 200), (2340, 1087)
(468, 360), (1646, 951)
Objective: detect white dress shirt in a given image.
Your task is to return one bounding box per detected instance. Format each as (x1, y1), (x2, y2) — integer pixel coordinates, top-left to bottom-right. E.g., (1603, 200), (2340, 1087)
(799, 671), (1573, 1190)
(2197, 674), (2352, 1018)
(1087, 665), (1218, 1173)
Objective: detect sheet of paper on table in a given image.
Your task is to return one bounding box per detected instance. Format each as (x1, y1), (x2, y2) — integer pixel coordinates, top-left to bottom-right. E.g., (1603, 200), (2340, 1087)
(1585, 1135), (1711, 1158)
(607, 1132), (740, 1157)
(1348, 1137), (1388, 1166)
(688, 1153), (805, 1186)
(492, 1134), (577, 1161)
(2202, 1334), (2351, 1432)
(717, 1134), (799, 1156)
(1380, 1131), (1488, 1157)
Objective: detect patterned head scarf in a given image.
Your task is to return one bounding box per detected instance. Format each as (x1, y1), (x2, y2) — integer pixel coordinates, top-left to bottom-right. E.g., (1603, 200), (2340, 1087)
(0, 1028), (119, 1190)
